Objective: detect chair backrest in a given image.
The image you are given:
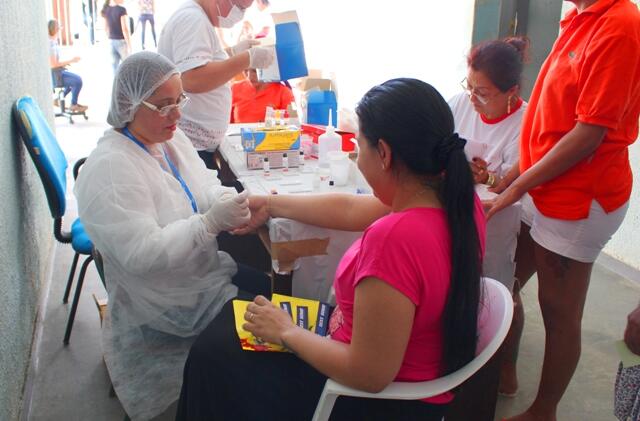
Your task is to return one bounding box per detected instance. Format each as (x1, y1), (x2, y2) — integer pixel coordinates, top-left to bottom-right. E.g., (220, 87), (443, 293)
(476, 277), (513, 357)
(311, 277), (513, 421)
(13, 96), (68, 218)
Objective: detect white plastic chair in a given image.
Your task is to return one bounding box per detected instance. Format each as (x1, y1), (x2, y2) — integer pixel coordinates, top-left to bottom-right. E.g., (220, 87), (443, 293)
(312, 277), (513, 421)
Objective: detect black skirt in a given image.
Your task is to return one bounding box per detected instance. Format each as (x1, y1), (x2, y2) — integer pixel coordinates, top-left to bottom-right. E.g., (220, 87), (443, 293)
(176, 296), (448, 421)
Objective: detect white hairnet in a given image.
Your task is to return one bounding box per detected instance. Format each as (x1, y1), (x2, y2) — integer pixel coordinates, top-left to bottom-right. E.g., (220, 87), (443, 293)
(107, 51), (179, 128)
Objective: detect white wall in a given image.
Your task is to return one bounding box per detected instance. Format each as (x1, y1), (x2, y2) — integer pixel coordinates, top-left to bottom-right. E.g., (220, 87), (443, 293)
(287, 0), (475, 108)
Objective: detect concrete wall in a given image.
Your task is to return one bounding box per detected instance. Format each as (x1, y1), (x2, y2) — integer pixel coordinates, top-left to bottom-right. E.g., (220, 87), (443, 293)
(0, 1), (56, 420)
(605, 142), (640, 271)
(471, 0), (563, 100)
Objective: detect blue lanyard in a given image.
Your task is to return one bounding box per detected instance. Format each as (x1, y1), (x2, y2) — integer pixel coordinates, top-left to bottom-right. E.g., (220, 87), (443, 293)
(122, 127), (198, 214)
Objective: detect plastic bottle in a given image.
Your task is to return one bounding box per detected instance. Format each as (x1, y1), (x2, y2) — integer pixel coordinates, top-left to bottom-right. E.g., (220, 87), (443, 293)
(317, 110), (342, 167)
(263, 156), (270, 175)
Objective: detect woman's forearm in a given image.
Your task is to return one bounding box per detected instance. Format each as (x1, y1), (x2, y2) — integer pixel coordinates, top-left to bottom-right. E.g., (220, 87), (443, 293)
(181, 54), (250, 93)
(268, 193), (389, 231)
(120, 15), (131, 47)
(513, 122), (606, 193)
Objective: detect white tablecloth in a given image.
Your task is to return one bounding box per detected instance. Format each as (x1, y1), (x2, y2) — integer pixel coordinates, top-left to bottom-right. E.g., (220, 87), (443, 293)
(220, 127), (521, 301)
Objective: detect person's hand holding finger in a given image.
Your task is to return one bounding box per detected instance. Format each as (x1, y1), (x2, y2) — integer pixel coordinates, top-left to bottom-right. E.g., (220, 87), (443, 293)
(211, 185), (237, 202)
(202, 189), (252, 233)
(230, 195), (271, 235)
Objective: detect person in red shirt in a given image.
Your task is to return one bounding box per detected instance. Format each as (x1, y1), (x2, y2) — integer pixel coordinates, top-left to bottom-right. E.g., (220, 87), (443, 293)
(486, 1), (640, 419)
(230, 68), (295, 123)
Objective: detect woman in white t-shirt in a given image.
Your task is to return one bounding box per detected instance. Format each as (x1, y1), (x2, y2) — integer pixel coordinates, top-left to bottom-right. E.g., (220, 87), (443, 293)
(449, 37), (529, 398)
(449, 37), (529, 188)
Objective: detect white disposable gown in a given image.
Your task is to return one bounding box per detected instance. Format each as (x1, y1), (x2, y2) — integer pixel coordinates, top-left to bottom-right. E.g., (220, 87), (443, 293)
(74, 128), (238, 420)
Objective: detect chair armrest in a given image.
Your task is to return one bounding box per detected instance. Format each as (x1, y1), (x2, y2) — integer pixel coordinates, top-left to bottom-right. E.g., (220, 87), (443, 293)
(73, 157), (87, 180)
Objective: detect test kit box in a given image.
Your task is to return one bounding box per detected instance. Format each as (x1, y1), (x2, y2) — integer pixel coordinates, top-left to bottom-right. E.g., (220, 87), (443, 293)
(257, 11), (308, 82)
(241, 127), (301, 152)
(246, 150), (302, 170)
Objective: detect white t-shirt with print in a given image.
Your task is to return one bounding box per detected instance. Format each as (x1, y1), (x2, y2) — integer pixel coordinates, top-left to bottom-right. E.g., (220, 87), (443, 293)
(158, 0), (230, 151)
(448, 92), (526, 178)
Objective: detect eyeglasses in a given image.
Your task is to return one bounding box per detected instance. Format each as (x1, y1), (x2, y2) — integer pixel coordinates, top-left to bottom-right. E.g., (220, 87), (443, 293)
(142, 93), (189, 117)
(460, 77), (490, 105)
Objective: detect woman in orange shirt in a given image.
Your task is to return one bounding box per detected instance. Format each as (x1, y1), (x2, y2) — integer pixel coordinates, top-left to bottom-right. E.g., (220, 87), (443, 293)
(486, 1), (640, 420)
(231, 69), (294, 123)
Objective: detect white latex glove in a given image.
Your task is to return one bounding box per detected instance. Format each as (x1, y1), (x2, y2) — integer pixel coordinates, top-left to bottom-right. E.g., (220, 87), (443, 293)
(210, 185), (237, 201)
(231, 39), (260, 56)
(202, 189), (251, 234)
(248, 46), (275, 69)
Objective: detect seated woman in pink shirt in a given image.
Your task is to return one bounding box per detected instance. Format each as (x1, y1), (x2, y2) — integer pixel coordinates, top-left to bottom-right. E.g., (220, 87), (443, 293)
(176, 78), (486, 421)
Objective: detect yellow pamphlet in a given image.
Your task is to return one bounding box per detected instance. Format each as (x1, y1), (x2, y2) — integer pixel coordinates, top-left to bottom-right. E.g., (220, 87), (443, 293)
(233, 293), (333, 352)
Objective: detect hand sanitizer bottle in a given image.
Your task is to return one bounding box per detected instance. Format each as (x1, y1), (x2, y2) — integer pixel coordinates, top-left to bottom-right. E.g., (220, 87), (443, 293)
(318, 110), (341, 168)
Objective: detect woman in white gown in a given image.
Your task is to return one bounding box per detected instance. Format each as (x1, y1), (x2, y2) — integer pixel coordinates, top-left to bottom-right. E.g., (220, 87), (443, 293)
(74, 51), (270, 420)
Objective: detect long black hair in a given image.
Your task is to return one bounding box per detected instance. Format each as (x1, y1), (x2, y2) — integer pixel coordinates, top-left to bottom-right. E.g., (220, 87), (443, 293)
(356, 78), (482, 375)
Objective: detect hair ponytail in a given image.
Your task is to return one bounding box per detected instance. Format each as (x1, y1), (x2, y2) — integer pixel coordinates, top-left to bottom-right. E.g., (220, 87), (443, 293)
(439, 143), (482, 374)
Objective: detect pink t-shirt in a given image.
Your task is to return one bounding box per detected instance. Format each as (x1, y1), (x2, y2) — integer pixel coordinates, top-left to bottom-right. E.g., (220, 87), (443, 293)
(329, 196), (486, 404)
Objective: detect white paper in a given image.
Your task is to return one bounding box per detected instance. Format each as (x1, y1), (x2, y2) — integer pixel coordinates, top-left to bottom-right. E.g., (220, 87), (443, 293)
(464, 140), (489, 162)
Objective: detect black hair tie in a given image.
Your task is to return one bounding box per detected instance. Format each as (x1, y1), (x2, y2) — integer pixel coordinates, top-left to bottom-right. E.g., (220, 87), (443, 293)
(437, 133), (467, 163)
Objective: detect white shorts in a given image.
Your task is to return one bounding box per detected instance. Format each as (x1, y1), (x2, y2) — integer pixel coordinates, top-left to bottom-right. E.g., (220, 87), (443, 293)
(520, 194), (629, 263)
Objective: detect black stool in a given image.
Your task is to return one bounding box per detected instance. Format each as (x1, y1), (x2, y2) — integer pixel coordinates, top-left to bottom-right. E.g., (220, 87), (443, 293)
(53, 85), (88, 124)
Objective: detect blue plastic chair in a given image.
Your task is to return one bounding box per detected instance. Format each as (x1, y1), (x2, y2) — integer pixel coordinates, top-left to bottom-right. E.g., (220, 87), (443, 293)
(13, 96), (99, 345)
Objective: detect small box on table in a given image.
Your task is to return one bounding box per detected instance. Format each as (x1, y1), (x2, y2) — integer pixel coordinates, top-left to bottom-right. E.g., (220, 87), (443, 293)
(240, 126), (301, 152)
(241, 126), (302, 170)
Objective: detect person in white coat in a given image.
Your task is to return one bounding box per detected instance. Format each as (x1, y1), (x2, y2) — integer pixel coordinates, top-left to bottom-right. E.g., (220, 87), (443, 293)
(74, 51), (270, 420)
(158, 0), (274, 169)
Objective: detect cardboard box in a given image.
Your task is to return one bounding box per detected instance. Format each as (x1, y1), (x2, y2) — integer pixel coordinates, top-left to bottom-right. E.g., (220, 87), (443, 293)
(257, 11), (308, 82)
(299, 78), (334, 92)
(297, 77), (337, 125)
(241, 126), (301, 152)
(307, 91), (337, 126)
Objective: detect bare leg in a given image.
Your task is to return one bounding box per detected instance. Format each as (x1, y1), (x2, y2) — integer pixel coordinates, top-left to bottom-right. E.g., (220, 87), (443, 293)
(499, 222), (537, 395)
(506, 243), (593, 421)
